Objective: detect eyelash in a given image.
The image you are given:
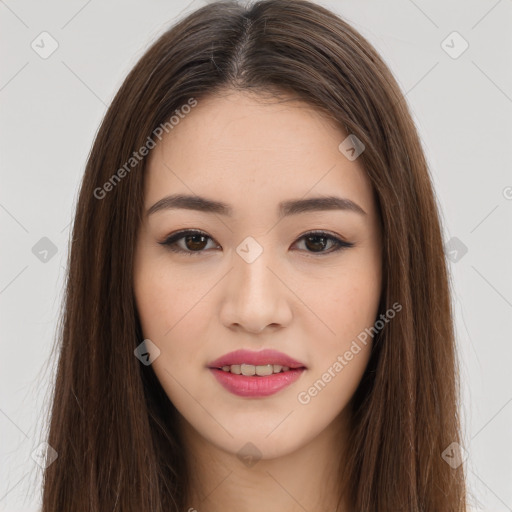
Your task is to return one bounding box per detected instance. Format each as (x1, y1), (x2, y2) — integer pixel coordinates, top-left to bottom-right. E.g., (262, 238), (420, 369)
(158, 229), (354, 257)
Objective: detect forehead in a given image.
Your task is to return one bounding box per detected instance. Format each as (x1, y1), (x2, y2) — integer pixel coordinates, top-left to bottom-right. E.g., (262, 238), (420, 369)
(144, 91), (375, 218)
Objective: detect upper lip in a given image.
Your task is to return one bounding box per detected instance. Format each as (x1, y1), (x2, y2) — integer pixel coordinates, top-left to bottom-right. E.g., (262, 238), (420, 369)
(208, 349), (307, 369)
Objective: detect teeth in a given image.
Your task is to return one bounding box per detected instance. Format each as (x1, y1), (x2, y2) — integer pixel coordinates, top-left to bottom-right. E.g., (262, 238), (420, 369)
(219, 364), (295, 375)
(241, 364), (256, 376)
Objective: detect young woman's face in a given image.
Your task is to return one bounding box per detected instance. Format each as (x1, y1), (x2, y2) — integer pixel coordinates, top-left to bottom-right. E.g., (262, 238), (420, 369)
(134, 91), (382, 460)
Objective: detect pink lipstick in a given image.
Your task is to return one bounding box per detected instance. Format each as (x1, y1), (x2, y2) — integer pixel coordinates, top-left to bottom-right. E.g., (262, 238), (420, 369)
(207, 349), (307, 398)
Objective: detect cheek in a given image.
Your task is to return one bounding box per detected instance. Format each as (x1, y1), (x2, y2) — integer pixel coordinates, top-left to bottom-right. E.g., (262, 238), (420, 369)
(299, 263), (381, 342)
(133, 258), (214, 375)
(293, 254), (381, 402)
(135, 254), (198, 334)
(295, 271), (378, 415)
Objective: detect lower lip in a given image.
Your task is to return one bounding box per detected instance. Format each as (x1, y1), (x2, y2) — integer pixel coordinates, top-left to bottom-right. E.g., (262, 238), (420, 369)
(209, 368), (306, 397)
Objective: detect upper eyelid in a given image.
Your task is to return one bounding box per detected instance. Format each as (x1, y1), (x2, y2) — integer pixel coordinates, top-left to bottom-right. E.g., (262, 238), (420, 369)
(162, 228), (347, 241)
(162, 229), (218, 244)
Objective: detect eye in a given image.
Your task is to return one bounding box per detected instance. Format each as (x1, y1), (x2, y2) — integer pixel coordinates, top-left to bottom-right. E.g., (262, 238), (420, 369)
(159, 229), (219, 256)
(292, 230), (354, 255)
(159, 229), (354, 256)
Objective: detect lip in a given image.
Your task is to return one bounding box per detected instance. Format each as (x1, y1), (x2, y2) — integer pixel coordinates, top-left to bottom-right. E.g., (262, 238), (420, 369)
(207, 349), (307, 398)
(207, 349), (307, 370)
(209, 367), (306, 397)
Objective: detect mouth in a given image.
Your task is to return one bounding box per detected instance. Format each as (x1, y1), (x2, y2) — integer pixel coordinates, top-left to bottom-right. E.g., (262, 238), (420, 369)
(207, 349), (307, 397)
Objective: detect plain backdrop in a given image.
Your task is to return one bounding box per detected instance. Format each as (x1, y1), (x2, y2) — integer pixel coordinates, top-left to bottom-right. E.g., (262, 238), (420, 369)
(1, 0), (511, 510)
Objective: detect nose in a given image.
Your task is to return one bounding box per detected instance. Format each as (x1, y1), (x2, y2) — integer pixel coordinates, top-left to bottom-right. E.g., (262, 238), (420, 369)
(219, 246), (293, 334)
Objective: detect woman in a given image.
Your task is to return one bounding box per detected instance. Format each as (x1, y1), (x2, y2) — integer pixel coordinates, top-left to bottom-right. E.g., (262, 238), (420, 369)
(41, 0), (468, 510)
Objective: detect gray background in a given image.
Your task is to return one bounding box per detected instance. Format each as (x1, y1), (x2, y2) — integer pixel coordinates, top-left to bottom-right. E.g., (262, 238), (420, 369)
(1, 0), (511, 510)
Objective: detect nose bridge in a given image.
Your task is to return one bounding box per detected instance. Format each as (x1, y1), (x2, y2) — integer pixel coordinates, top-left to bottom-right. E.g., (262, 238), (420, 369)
(234, 237), (279, 303)
(221, 235), (291, 331)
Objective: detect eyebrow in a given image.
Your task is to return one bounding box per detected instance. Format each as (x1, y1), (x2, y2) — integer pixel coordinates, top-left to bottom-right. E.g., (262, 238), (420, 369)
(146, 193), (367, 217)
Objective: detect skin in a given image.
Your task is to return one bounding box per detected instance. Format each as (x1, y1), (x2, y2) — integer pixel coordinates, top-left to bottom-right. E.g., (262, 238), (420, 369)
(133, 90), (382, 512)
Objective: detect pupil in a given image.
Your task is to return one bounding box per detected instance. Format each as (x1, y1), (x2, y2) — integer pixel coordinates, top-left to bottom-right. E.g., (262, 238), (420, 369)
(186, 234), (207, 251)
(306, 235), (327, 252)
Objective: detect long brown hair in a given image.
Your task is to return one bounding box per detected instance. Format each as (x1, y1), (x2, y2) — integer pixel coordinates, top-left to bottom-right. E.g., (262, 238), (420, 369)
(41, 0), (467, 510)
